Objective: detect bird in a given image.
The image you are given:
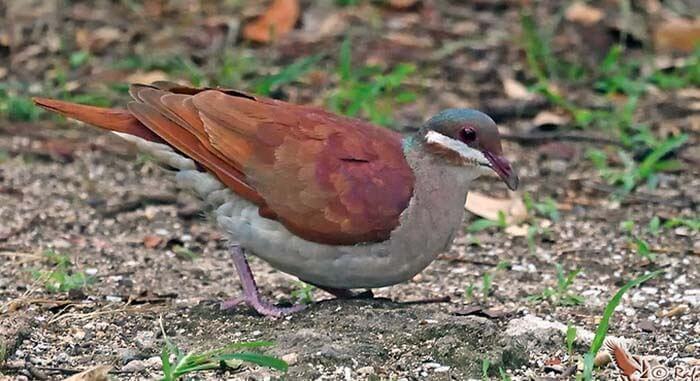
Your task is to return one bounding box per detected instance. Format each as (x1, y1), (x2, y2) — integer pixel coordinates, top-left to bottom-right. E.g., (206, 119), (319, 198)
(33, 81), (519, 317)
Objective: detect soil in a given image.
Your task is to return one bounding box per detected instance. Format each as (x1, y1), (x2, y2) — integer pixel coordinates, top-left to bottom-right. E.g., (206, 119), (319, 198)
(1, 1), (698, 380)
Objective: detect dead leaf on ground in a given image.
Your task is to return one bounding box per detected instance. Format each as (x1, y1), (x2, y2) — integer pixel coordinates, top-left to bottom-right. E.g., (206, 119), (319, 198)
(533, 111), (571, 128)
(243, 0), (300, 43)
(501, 76), (534, 100)
(465, 192), (527, 225)
(505, 224), (529, 237)
(565, 2), (604, 25)
(143, 235), (164, 249)
(653, 17), (700, 53)
(126, 70), (169, 84)
(388, 0), (419, 9)
(64, 365), (111, 381)
(76, 26), (122, 52)
(593, 350), (612, 367)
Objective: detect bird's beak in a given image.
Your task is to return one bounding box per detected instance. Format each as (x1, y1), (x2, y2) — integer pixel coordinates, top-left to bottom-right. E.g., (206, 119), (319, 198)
(483, 151), (519, 190)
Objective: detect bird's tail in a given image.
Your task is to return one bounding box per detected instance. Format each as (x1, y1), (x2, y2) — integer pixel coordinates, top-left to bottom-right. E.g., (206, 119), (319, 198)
(32, 97), (163, 143)
(32, 97), (225, 198)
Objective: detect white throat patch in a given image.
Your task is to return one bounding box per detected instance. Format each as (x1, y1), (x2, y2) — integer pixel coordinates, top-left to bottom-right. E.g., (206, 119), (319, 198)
(424, 130), (490, 167)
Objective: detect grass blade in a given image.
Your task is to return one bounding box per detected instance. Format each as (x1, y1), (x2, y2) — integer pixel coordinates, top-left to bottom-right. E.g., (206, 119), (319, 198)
(582, 270), (663, 379)
(218, 352), (288, 372)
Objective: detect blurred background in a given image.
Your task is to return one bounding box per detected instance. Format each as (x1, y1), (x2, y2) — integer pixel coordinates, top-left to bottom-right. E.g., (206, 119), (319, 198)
(0, 0), (698, 380)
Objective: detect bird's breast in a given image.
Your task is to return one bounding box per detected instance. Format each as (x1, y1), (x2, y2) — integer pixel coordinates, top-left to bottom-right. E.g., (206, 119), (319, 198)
(214, 153), (477, 289)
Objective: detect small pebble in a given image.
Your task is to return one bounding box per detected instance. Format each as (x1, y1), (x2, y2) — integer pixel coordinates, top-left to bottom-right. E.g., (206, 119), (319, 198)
(56, 352), (70, 363)
(594, 351), (611, 367)
(281, 353), (298, 366)
(144, 356), (162, 368)
(117, 348), (139, 364)
(637, 320), (655, 332)
(121, 360), (146, 373)
(356, 366), (374, 374)
(658, 304), (689, 318)
(135, 331), (157, 350)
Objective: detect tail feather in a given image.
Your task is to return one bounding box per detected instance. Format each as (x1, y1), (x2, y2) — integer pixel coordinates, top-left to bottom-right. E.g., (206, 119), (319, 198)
(32, 97), (164, 143)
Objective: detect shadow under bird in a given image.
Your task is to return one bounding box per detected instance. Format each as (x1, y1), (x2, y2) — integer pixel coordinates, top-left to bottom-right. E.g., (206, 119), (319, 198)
(34, 82), (518, 317)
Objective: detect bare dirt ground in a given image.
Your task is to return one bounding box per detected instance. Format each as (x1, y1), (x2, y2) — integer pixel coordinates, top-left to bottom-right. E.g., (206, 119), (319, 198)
(1, 0), (698, 380)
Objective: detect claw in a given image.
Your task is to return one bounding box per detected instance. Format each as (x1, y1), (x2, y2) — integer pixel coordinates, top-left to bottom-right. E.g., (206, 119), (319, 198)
(220, 297), (244, 311)
(225, 244), (306, 317)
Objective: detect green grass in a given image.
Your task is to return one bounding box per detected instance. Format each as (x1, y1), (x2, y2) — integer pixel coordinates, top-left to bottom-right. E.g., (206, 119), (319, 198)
(519, 11), (696, 197)
(527, 263), (584, 306)
(663, 217), (700, 231)
(159, 320), (287, 381)
(467, 211), (508, 233)
(69, 50), (91, 69)
(579, 270), (663, 380)
(290, 281), (315, 304)
(499, 367), (512, 381)
(172, 245), (199, 261)
(587, 133), (688, 195)
(253, 55), (323, 96)
(32, 249), (94, 293)
(618, 214), (699, 261)
(481, 358), (490, 380)
(0, 84), (42, 122)
(327, 37), (417, 127)
(466, 261), (509, 302)
(464, 283), (475, 300)
(523, 193), (559, 253)
(566, 322), (577, 354)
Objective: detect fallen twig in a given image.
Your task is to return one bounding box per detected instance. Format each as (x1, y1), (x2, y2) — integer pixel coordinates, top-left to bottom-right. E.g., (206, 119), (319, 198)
(581, 181), (693, 208)
(502, 131), (626, 147)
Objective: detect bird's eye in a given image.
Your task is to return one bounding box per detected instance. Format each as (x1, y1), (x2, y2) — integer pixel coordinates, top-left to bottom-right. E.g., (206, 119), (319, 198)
(460, 127), (477, 143)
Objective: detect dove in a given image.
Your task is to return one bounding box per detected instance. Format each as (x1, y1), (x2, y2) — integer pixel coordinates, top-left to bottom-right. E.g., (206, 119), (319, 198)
(34, 81), (518, 316)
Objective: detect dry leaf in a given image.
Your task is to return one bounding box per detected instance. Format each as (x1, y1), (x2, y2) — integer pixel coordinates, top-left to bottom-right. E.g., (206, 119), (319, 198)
(388, 0), (419, 9)
(654, 18), (700, 53)
(677, 88), (700, 100)
(502, 77), (534, 100)
(565, 2), (604, 25)
(64, 365), (111, 381)
(316, 12), (348, 39)
(126, 70), (169, 84)
(465, 192), (527, 224)
(143, 235), (164, 249)
(76, 26), (121, 52)
(385, 32), (433, 48)
(658, 304), (689, 318)
(533, 111), (571, 128)
(505, 224), (529, 237)
(243, 0), (299, 43)
(594, 351), (612, 367)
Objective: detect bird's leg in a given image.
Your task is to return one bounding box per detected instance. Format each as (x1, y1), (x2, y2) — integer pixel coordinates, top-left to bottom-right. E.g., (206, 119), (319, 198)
(312, 284), (374, 299)
(221, 244), (306, 317)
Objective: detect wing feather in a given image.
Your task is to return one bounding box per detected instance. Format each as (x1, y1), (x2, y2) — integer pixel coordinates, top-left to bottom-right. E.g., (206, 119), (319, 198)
(127, 84), (414, 245)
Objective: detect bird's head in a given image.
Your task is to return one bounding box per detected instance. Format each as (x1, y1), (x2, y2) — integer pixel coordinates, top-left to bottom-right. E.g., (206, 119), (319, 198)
(417, 108), (519, 190)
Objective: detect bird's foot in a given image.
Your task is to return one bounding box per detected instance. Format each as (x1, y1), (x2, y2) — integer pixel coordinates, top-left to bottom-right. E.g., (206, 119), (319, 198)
(313, 285), (374, 300)
(220, 295), (306, 317)
(225, 244), (306, 317)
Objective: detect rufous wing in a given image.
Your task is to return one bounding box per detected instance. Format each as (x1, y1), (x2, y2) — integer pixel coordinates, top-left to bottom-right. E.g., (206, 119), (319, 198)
(127, 84), (416, 245)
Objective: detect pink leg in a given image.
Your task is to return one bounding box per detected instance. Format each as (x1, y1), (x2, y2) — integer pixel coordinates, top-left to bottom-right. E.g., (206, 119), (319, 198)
(221, 244), (306, 317)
